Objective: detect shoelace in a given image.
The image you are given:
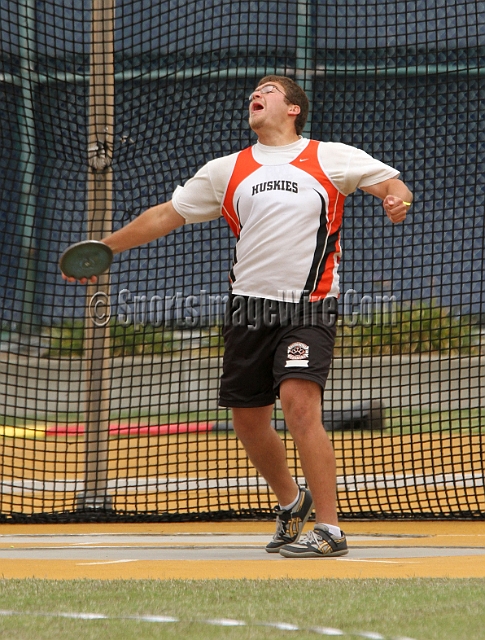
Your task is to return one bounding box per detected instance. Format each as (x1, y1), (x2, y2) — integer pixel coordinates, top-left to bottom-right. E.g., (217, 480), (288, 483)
(299, 529), (323, 545)
(272, 516), (288, 540)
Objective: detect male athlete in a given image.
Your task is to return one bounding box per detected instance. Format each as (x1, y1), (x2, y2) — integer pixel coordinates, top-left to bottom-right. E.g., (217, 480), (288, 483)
(63, 76), (412, 558)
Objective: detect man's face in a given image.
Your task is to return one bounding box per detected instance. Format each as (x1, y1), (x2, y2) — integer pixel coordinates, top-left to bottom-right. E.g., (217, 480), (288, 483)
(248, 82), (295, 132)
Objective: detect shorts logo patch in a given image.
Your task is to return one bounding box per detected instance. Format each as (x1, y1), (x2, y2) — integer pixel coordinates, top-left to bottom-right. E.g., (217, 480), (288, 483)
(285, 342), (310, 368)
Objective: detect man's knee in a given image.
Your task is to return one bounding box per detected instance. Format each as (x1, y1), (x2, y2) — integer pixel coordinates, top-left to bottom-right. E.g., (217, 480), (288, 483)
(279, 378), (323, 430)
(280, 378), (322, 406)
(231, 405), (274, 437)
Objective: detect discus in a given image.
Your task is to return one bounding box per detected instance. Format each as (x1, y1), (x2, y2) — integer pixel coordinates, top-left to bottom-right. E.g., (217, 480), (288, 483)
(59, 240), (113, 279)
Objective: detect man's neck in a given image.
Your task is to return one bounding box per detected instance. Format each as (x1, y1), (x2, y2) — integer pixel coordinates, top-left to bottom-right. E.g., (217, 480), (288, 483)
(255, 130), (300, 147)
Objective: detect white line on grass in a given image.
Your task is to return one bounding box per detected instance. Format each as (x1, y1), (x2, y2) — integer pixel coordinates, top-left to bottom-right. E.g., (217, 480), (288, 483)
(204, 618), (247, 626)
(308, 628), (344, 636)
(0, 608), (419, 639)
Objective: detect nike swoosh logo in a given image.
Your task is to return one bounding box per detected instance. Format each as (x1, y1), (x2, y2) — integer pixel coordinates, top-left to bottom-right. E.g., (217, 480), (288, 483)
(299, 158), (309, 162)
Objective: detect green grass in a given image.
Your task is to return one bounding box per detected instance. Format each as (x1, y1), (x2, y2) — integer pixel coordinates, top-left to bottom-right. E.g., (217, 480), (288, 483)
(386, 407), (485, 435)
(0, 579), (484, 640)
(2, 407), (485, 437)
(0, 409), (232, 430)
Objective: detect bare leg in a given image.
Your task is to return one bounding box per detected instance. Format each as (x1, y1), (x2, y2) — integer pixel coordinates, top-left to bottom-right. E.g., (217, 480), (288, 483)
(231, 405), (299, 507)
(279, 378), (338, 525)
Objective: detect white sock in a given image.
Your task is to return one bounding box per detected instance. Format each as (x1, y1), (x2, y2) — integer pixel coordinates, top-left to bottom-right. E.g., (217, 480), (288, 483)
(280, 491), (300, 511)
(316, 522), (341, 537)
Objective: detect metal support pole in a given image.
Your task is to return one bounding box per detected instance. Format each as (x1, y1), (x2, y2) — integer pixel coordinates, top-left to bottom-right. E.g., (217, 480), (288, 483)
(296, 0), (315, 137)
(76, 0), (115, 511)
(15, 0), (39, 338)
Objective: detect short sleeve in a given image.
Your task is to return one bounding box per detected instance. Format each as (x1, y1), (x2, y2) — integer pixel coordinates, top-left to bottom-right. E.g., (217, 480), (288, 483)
(171, 153), (239, 224)
(318, 142), (400, 196)
(171, 164), (222, 223)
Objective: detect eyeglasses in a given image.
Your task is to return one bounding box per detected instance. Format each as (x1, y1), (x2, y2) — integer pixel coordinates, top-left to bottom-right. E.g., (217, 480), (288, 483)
(248, 84), (286, 102)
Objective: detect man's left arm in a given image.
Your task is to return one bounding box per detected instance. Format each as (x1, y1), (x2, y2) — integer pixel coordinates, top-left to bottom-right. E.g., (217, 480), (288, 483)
(360, 177), (413, 224)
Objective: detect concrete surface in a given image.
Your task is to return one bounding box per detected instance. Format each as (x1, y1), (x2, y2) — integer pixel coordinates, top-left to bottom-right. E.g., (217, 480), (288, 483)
(0, 521), (484, 579)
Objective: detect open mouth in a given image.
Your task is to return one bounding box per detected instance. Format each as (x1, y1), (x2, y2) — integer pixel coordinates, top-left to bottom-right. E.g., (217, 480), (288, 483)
(251, 101), (264, 113)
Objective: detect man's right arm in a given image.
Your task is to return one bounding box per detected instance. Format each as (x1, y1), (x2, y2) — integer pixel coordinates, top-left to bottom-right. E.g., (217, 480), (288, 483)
(62, 200), (185, 283)
(102, 200), (184, 256)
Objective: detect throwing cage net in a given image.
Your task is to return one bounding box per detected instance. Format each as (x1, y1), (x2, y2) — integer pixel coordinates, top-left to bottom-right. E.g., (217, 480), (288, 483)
(1, 0), (484, 522)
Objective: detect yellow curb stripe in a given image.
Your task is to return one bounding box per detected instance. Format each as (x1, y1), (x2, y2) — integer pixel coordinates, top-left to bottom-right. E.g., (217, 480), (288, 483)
(1, 556), (485, 580)
(0, 426), (47, 440)
(2, 521), (485, 536)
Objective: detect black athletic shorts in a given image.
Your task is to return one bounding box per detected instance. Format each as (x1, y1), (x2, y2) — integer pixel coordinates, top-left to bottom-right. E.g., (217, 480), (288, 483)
(218, 294), (338, 408)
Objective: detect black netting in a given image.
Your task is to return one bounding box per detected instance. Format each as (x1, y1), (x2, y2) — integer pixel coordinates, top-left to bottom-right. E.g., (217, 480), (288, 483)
(1, 0), (484, 522)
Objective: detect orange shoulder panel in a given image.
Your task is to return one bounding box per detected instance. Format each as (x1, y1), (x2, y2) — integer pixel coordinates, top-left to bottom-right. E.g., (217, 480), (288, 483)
(222, 147), (261, 237)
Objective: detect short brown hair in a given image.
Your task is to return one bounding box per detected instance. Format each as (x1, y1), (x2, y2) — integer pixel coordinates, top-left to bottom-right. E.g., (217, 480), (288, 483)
(257, 75), (309, 135)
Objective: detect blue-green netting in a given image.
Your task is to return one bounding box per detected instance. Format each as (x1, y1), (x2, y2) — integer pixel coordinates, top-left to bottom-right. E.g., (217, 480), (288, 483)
(0, 0), (484, 522)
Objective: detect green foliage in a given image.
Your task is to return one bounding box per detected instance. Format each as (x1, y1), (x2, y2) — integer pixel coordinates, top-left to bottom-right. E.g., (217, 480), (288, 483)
(44, 321), (223, 358)
(335, 299), (481, 357)
(45, 301), (481, 359)
(46, 320), (85, 358)
(45, 321), (175, 358)
(110, 323), (175, 357)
